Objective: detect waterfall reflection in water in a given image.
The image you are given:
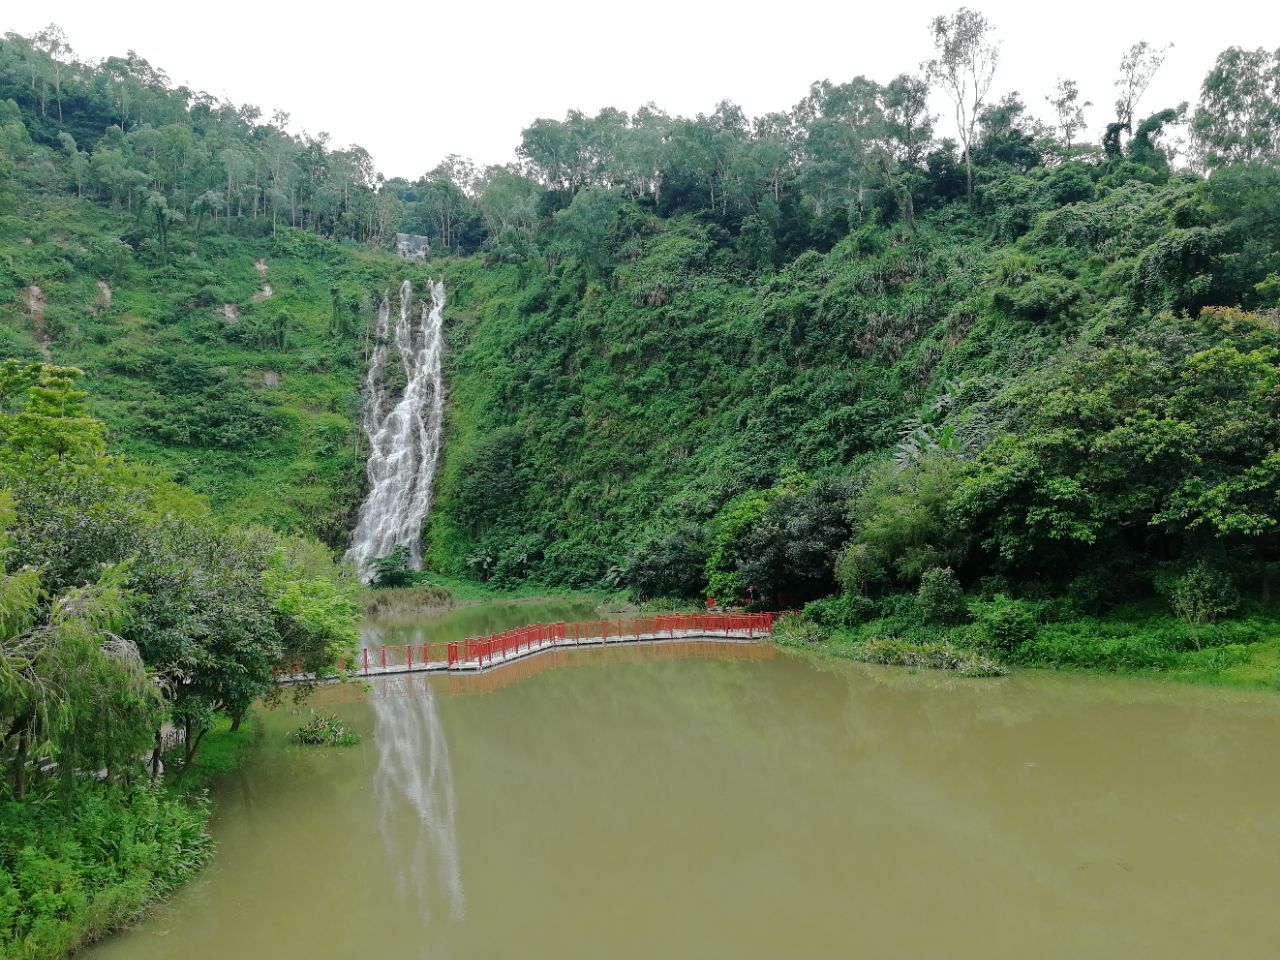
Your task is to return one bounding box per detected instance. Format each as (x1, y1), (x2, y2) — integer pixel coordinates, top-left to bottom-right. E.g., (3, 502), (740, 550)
(372, 675), (464, 921)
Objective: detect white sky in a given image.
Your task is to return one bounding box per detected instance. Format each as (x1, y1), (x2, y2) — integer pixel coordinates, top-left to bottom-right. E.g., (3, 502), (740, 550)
(7, 1), (1279, 179)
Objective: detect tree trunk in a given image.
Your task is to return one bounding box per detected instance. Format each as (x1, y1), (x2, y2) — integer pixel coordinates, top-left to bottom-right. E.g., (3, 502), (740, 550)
(176, 724), (208, 783)
(11, 709), (33, 800)
(1261, 534), (1274, 601)
(149, 728), (164, 781)
(900, 188), (916, 233)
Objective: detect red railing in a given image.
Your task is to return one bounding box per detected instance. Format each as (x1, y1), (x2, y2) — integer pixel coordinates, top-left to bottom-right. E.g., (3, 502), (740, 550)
(358, 612), (775, 675)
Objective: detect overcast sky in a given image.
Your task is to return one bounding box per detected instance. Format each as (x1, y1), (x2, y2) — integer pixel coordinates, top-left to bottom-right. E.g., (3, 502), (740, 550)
(8, 1), (1279, 179)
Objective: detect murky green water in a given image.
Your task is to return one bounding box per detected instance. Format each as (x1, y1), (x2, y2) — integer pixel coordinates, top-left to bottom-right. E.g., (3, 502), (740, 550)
(88, 602), (1280, 959)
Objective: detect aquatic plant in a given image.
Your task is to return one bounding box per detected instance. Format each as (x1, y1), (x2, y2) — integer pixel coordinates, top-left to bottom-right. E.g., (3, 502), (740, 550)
(288, 714), (362, 747)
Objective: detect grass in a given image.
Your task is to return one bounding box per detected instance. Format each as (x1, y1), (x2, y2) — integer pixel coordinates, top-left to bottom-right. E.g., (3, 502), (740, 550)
(166, 714), (261, 793)
(361, 583), (456, 617)
(363, 571), (619, 614)
(776, 603), (1280, 688)
(1162, 638), (1280, 688)
(288, 713), (361, 746)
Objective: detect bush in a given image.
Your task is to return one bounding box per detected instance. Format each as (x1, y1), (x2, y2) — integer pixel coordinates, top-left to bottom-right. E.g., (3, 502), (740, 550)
(622, 525), (709, 600)
(915, 567), (967, 625)
(803, 593), (876, 628)
(370, 546), (414, 588)
(1016, 620), (1180, 670)
(770, 611), (825, 645)
(1157, 561), (1240, 625)
(851, 635), (1006, 677)
(288, 714), (361, 747)
(1064, 567), (1119, 615)
(970, 594), (1039, 651)
(0, 782), (211, 959)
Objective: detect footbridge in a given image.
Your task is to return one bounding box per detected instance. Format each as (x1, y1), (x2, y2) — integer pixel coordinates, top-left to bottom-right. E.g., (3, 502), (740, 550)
(281, 613), (777, 683)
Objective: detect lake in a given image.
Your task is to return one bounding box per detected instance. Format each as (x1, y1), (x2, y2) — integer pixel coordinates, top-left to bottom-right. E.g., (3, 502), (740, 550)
(86, 600), (1280, 959)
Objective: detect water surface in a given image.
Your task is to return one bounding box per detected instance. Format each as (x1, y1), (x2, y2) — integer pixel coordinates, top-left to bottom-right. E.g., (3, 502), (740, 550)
(88, 602), (1280, 959)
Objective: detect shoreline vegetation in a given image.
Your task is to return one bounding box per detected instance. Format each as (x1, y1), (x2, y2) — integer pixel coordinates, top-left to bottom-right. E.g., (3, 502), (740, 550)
(0, 717), (257, 960)
(773, 601), (1280, 689)
(359, 577), (621, 620)
(0, 362), (359, 958)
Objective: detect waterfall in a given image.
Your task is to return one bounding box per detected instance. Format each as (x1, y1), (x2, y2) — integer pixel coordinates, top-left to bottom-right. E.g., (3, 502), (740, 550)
(345, 279), (447, 581)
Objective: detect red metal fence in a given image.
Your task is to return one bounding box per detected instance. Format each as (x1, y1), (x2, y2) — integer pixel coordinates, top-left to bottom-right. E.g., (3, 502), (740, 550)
(356, 611), (775, 675)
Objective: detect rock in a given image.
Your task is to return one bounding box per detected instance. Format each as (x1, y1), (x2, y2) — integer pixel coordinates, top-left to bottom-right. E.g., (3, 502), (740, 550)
(395, 233), (431, 260)
(92, 280), (112, 317)
(24, 285), (51, 360)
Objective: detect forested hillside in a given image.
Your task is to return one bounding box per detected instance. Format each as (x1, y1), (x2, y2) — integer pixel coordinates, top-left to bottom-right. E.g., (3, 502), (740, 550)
(0, 43), (445, 539)
(4, 19), (1280, 627)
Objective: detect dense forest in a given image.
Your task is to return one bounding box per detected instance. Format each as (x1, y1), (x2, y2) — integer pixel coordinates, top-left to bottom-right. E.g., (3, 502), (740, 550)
(4, 19), (1280, 601)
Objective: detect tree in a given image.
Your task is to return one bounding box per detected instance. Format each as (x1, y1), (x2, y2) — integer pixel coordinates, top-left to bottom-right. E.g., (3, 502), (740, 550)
(143, 190), (183, 260)
(1192, 47), (1280, 168)
(838, 455), (969, 593)
(1113, 41), (1173, 146)
(738, 479), (853, 605)
(622, 526), (710, 600)
(1, 364), (357, 791)
(1046, 78), (1091, 158)
(0, 361), (104, 462)
(550, 187), (626, 275)
(925, 7), (1000, 203)
(32, 24), (72, 123)
(370, 546), (413, 588)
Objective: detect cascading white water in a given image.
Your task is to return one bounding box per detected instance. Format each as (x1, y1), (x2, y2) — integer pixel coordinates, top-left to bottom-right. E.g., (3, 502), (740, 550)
(345, 279), (447, 581)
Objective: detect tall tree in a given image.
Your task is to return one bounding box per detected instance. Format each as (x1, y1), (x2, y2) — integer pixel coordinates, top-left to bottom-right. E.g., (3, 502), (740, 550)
(1046, 78), (1091, 158)
(925, 7), (1000, 202)
(1192, 47), (1280, 168)
(1113, 41), (1173, 143)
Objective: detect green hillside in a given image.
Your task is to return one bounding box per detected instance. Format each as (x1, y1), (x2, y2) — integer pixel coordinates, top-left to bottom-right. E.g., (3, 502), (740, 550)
(3, 23), (1280, 633)
(0, 174), (443, 542)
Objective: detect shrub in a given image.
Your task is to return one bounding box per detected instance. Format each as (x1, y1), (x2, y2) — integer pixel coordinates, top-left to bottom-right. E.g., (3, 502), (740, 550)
(803, 593), (876, 628)
(1016, 620), (1180, 670)
(0, 782), (211, 958)
(915, 567), (967, 625)
(770, 611), (825, 646)
(1065, 567), (1120, 615)
(1157, 561), (1240, 625)
(970, 594), (1039, 651)
(288, 714), (361, 747)
(370, 546), (414, 588)
(852, 635), (1006, 677)
(622, 525), (709, 600)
